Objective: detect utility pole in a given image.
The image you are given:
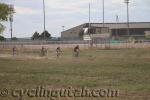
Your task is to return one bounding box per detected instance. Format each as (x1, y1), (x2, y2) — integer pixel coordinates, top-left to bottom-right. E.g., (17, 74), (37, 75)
(62, 26), (65, 32)
(43, 0), (46, 40)
(115, 15), (119, 37)
(88, 2), (93, 47)
(124, 0), (130, 36)
(102, 0), (105, 27)
(88, 2), (91, 35)
(9, 5), (14, 40)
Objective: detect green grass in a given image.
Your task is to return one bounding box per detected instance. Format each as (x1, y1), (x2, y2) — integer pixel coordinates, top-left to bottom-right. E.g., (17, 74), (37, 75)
(0, 48), (150, 100)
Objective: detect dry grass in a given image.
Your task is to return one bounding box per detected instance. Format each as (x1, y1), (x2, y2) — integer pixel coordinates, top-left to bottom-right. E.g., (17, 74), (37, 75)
(0, 48), (150, 100)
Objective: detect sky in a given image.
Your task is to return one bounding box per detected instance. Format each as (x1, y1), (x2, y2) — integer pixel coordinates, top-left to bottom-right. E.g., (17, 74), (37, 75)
(0, 0), (150, 38)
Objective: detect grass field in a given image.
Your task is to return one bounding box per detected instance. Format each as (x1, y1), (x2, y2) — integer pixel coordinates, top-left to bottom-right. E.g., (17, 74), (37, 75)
(0, 48), (150, 100)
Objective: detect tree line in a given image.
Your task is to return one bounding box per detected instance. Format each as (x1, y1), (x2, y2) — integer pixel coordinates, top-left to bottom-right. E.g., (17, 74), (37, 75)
(31, 31), (51, 40)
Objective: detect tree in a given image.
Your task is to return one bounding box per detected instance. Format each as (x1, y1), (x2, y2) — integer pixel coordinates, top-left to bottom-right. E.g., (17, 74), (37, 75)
(0, 3), (14, 21)
(31, 31), (52, 40)
(0, 35), (6, 41)
(40, 30), (51, 39)
(0, 23), (5, 34)
(0, 3), (14, 35)
(31, 32), (40, 40)
(12, 37), (18, 40)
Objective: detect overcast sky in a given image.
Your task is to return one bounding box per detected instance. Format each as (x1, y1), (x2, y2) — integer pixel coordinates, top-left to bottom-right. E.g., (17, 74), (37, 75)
(1, 0), (150, 38)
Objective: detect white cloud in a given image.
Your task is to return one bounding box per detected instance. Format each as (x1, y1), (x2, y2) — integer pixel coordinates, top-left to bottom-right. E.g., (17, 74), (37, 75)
(112, 0), (123, 4)
(14, 6), (41, 15)
(45, 0), (98, 15)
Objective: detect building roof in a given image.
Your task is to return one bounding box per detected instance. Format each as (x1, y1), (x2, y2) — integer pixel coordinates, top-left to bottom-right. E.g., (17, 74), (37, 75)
(62, 22), (150, 33)
(85, 22), (150, 29)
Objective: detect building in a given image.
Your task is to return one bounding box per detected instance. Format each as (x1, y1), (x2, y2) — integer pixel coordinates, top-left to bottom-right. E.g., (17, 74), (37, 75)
(61, 22), (150, 40)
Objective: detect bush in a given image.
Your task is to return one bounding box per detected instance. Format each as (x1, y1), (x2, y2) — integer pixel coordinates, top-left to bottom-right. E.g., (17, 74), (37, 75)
(12, 37), (18, 40)
(0, 35), (6, 41)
